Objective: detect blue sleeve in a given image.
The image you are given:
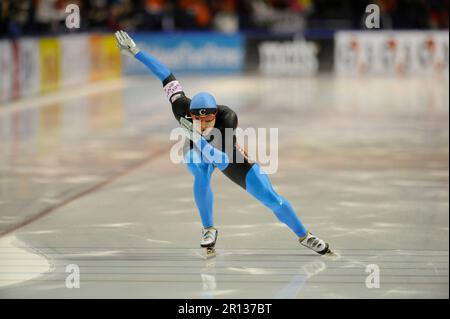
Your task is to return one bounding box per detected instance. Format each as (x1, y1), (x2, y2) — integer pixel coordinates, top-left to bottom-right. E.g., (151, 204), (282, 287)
(135, 50), (171, 82)
(196, 138), (230, 171)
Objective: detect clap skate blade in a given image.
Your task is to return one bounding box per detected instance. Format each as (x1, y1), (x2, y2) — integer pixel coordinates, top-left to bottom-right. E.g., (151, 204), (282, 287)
(205, 247), (216, 258)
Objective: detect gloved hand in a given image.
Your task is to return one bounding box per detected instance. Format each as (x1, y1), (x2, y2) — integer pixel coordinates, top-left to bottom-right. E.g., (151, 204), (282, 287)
(180, 117), (202, 145)
(115, 30), (140, 57)
(180, 118), (229, 170)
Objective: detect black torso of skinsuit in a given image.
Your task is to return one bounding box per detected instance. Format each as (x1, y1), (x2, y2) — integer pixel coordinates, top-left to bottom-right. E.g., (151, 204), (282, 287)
(163, 74), (255, 189)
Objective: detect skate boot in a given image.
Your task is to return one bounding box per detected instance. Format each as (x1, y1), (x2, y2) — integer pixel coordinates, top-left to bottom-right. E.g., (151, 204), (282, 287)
(299, 232), (333, 256)
(201, 227), (218, 258)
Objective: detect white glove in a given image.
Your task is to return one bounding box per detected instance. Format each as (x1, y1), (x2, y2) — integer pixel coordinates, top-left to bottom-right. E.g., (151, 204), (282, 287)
(115, 30), (140, 57)
(180, 117), (229, 169)
(180, 117), (202, 145)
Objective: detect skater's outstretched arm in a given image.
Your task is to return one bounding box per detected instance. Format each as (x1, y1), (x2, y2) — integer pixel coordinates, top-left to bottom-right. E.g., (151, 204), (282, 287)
(115, 30), (189, 122)
(115, 30), (170, 81)
(135, 50), (171, 82)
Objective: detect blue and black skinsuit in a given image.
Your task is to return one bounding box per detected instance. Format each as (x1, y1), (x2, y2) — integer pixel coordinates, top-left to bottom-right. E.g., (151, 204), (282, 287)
(134, 50), (308, 238)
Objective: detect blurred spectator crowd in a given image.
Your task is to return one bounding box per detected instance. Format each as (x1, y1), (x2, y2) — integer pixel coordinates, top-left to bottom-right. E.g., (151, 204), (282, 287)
(1, 0), (449, 38)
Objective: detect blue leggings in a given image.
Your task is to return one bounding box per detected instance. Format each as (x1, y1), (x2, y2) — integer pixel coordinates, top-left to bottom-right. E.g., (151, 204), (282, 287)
(184, 149), (215, 228)
(184, 149), (307, 237)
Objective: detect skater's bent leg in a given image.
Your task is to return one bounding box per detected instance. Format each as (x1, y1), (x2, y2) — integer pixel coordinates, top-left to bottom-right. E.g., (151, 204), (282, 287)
(193, 173), (214, 228)
(184, 150), (215, 229)
(245, 164), (308, 237)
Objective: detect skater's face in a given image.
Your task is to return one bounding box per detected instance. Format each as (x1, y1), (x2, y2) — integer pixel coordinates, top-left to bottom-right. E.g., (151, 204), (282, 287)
(193, 117), (216, 134)
(190, 110), (217, 134)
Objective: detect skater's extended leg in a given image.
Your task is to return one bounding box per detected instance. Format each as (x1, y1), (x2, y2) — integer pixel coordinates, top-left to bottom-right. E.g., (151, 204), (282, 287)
(220, 155), (332, 255)
(244, 164), (308, 238)
(184, 149), (215, 229)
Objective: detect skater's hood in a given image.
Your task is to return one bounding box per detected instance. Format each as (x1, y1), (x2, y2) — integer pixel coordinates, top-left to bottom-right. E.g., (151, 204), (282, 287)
(190, 92), (217, 112)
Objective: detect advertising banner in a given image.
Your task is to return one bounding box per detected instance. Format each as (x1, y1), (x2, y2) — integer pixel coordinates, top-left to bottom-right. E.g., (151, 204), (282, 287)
(122, 33), (244, 75)
(39, 38), (61, 92)
(89, 35), (104, 81)
(0, 40), (21, 103)
(335, 31), (449, 76)
(19, 38), (40, 98)
(11, 41), (21, 100)
(60, 34), (90, 88)
(1, 34), (123, 104)
(101, 35), (122, 79)
(89, 34), (122, 81)
(0, 41), (14, 103)
(245, 35), (320, 75)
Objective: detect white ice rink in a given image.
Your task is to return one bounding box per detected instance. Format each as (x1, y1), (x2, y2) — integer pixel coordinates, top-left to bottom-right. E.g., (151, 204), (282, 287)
(0, 75), (448, 298)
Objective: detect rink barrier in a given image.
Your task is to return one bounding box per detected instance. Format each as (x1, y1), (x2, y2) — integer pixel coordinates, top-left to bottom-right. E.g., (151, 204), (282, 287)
(244, 34), (324, 75)
(0, 40), (20, 102)
(39, 37), (61, 93)
(1, 30), (449, 104)
(334, 31), (449, 76)
(123, 32), (328, 76)
(122, 32), (245, 75)
(89, 34), (122, 81)
(0, 33), (121, 104)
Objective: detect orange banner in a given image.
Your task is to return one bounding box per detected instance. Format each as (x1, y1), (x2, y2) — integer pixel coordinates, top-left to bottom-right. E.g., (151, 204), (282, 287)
(89, 34), (122, 81)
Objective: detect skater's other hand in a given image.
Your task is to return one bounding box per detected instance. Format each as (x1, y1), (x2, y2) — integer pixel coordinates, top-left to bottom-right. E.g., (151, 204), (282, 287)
(115, 30), (140, 57)
(180, 117), (202, 144)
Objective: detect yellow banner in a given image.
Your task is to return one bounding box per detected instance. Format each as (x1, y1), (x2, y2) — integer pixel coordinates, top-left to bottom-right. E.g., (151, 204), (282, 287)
(39, 38), (61, 93)
(102, 35), (122, 79)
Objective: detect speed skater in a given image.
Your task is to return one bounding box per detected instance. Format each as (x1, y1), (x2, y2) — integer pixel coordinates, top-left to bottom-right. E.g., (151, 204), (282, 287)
(115, 30), (333, 257)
